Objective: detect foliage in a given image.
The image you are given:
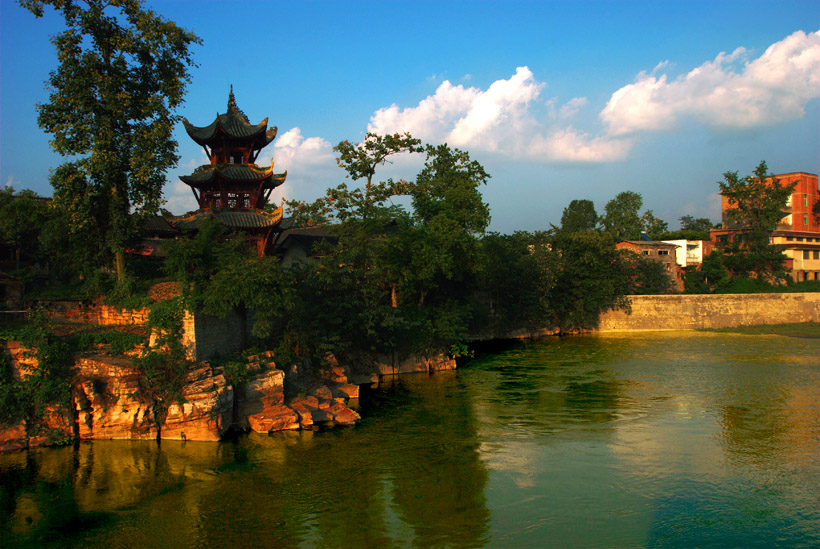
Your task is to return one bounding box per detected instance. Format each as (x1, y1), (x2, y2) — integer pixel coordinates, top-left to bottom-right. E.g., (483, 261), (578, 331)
(559, 199), (598, 233)
(162, 220), (296, 344)
(716, 161), (794, 281)
(478, 231), (556, 334)
(628, 255), (673, 295)
(22, 0), (200, 284)
(718, 161), (796, 235)
(546, 231), (633, 331)
(0, 308), (75, 428)
(601, 191), (644, 240)
(70, 330), (145, 355)
(640, 210), (669, 239)
(281, 137), (491, 362)
(0, 188), (50, 270)
(683, 251), (731, 294)
(679, 215), (714, 233)
(132, 297), (187, 417)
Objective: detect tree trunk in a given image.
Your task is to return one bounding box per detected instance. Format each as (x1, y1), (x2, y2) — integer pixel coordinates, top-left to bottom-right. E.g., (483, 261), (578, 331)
(115, 249), (126, 284)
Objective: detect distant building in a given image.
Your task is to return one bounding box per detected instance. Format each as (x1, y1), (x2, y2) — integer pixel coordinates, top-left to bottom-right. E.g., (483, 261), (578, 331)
(616, 240), (682, 291)
(711, 172), (819, 282)
(661, 239), (714, 268)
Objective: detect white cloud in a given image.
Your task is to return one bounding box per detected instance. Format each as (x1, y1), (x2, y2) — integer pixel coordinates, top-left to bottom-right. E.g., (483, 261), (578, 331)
(559, 97), (588, 120)
(163, 179), (198, 214)
(601, 30), (820, 135)
(258, 127), (338, 206)
(368, 66), (623, 163)
(528, 127), (631, 163)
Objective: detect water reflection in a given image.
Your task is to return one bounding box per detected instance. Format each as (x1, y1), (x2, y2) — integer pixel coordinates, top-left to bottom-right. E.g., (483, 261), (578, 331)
(1, 332), (818, 547)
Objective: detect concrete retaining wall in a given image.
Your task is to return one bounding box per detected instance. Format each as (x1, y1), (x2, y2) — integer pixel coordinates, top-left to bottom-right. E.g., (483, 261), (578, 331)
(598, 292), (820, 331)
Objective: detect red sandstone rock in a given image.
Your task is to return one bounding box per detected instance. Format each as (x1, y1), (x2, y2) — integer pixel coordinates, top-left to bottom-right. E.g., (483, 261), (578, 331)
(327, 402), (361, 425)
(161, 363), (233, 441)
(248, 405), (300, 433)
(73, 357), (158, 440)
(335, 383), (360, 399)
(311, 385), (333, 400)
(0, 422), (28, 452)
(373, 353), (456, 375)
(306, 406), (333, 424)
(289, 402), (314, 429)
(234, 367), (285, 428)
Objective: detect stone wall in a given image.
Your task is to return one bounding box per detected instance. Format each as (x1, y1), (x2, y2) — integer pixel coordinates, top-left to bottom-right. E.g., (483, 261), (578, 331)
(47, 300), (149, 325)
(185, 309), (250, 361)
(598, 292), (820, 332)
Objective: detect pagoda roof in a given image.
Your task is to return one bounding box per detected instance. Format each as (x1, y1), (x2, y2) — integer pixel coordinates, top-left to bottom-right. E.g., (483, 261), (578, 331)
(180, 163), (287, 186)
(171, 207), (284, 231)
(182, 87), (278, 148)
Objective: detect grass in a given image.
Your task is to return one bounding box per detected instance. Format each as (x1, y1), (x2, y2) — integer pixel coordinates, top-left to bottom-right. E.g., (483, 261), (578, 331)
(699, 321), (820, 337)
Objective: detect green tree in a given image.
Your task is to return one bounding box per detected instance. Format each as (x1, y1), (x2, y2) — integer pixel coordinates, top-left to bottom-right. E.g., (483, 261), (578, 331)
(22, 0), (200, 284)
(679, 215), (713, 233)
(0, 188), (50, 269)
(559, 199), (598, 233)
(683, 251), (730, 294)
(547, 231), (632, 332)
(629, 255), (672, 295)
(717, 160), (796, 281)
(602, 191), (644, 240)
(479, 231), (556, 334)
(640, 210), (669, 238)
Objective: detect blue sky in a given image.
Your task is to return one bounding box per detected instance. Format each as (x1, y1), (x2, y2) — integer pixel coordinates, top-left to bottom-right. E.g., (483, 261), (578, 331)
(1, 0), (818, 232)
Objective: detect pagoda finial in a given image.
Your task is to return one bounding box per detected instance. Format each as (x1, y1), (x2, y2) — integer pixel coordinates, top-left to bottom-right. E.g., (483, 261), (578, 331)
(227, 84), (237, 112)
(226, 84), (249, 122)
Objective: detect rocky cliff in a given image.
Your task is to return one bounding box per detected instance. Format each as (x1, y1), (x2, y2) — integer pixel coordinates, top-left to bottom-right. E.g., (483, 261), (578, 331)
(0, 347), (370, 452)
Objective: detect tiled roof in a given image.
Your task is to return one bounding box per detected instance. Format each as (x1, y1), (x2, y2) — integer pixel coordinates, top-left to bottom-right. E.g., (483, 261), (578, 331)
(180, 164), (287, 186)
(171, 207), (283, 230)
(182, 88), (278, 148)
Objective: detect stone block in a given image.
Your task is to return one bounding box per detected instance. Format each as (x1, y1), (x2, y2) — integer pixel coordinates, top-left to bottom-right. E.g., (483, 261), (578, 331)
(248, 405), (300, 433)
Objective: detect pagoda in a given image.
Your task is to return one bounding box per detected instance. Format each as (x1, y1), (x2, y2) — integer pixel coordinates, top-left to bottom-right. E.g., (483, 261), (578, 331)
(173, 87), (286, 256)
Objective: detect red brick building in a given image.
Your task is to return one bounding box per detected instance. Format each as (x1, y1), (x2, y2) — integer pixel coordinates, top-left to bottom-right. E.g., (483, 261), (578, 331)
(711, 172), (820, 282)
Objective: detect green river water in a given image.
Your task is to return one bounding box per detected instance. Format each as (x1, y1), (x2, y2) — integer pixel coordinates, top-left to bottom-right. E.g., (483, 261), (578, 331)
(1, 331), (819, 547)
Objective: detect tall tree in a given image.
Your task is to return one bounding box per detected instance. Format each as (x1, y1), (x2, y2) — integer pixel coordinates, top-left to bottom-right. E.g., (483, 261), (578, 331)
(22, 0), (200, 283)
(602, 191), (644, 240)
(640, 210), (669, 238)
(717, 160), (796, 281)
(719, 161), (796, 237)
(559, 199), (598, 233)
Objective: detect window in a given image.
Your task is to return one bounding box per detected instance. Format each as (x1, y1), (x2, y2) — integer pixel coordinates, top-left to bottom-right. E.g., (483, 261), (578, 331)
(658, 250), (669, 256)
(805, 195), (809, 206)
(797, 237), (804, 242)
(804, 250), (811, 260)
(787, 236), (793, 241)
(814, 251), (820, 260)
(805, 214), (809, 226)
(642, 250), (649, 255)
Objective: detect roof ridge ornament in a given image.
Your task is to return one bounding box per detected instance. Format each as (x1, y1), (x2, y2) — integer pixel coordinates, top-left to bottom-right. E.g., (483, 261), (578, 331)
(226, 84), (249, 123)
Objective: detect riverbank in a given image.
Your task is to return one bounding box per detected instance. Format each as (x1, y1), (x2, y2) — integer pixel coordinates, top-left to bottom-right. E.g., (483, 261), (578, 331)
(597, 292), (820, 332)
(698, 321), (820, 338)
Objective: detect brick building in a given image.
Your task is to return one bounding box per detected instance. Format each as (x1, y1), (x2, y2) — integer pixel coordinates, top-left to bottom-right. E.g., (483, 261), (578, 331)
(616, 240), (682, 291)
(711, 172), (820, 282)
